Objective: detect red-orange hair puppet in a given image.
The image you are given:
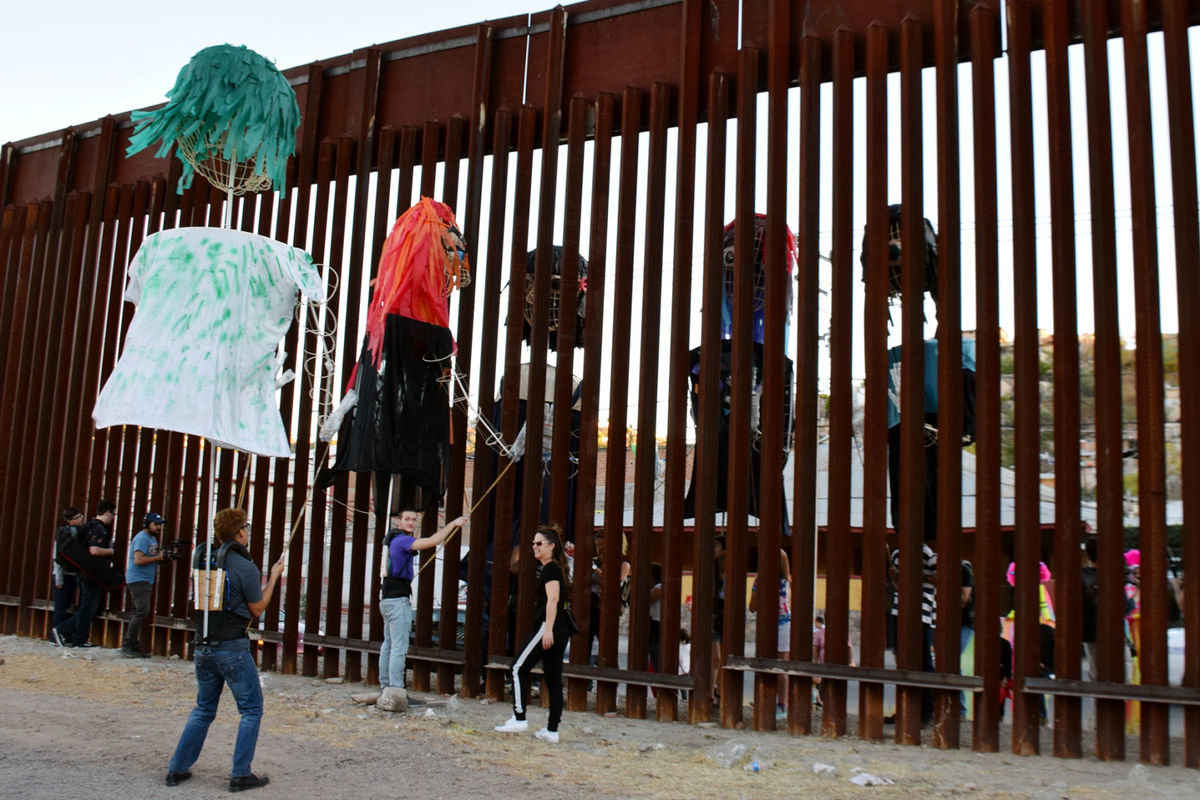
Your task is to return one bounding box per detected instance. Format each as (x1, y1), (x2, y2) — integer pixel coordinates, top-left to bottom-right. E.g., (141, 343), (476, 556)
(364, 197), (470, 367)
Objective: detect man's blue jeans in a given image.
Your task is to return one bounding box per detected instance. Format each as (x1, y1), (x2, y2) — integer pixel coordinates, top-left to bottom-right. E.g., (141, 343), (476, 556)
(168, 641), (263, 778)
(378, 596), (413, 689)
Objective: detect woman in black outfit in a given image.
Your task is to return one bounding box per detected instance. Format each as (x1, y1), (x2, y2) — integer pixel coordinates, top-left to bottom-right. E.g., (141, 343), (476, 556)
(494, 524), (572, 743)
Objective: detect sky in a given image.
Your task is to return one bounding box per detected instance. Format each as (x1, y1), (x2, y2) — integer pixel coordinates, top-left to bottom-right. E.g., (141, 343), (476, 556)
(0, 0), (539, 144)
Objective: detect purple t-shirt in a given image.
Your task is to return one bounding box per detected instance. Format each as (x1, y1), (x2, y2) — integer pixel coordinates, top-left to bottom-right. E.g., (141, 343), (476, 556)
(387, 532), (417, 579)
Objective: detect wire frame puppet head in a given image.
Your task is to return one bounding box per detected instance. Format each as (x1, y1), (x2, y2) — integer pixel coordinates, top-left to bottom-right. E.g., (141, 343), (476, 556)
(862, 204), (940, 312)
(176, 128), (273, 196)
(522, 246), (588, 351)
(125, 44), (301, 196)
(720, 214), (797, 344)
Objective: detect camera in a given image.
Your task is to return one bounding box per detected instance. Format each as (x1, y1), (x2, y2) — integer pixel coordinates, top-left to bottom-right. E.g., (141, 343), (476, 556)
(162, 538), (186, 561)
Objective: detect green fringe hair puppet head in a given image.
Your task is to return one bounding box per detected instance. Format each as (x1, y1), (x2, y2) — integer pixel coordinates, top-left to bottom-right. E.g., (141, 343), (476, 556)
(126, 44), (300, 197)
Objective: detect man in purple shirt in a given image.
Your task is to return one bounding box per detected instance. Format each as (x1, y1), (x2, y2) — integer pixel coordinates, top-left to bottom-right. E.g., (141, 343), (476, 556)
(377, 509), (467, 691)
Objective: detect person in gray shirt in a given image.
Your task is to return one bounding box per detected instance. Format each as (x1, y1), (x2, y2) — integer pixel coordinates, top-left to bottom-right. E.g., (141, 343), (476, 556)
(165, 507), (283, 793)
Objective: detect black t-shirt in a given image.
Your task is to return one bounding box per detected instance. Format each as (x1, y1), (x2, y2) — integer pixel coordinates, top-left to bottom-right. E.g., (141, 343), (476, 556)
(1081, 565), (1098, 643)
(535, 561), (566, 623)
(961, 560), (975, 629)
(84, 518), (112, 551)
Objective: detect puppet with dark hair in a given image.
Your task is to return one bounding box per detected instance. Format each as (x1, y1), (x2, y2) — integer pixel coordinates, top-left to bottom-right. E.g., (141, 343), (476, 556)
(684, 215), (795, 535)
(862, 205), (976, 541)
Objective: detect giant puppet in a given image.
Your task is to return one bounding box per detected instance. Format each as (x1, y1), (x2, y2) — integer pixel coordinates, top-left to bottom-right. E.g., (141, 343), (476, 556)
(684, 215), (795, 535)
(95, 43), (318, 459)
(92, 44), (320, 635)
(322, 197), (470, 511)
(496, 246), (587, 542)
(864, 204), (977, 542)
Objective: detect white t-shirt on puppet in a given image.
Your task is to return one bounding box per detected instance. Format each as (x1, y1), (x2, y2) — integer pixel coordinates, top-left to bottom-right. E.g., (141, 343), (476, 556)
(93, 227), (321, 457)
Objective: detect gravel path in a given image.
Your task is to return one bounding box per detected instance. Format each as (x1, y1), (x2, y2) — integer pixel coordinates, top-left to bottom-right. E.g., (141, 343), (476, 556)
(1, 634), (1197, 799)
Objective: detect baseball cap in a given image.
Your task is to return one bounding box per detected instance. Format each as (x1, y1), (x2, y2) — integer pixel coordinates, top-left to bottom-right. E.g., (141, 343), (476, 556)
(144, 512), (167, 525)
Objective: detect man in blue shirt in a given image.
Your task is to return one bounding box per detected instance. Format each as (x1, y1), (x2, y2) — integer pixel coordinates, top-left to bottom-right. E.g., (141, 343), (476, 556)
(166, 507), (284, 792)
(122, 512), (169, 658)
(378, 508), (467, 691)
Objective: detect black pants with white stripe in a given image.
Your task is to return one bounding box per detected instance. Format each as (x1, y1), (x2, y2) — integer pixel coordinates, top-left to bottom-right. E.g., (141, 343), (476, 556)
(512, 620), (568, 732)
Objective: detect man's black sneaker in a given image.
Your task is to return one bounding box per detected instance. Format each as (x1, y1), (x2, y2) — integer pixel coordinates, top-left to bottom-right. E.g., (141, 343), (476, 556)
(50, 629), (65, 647)
(76, 642), (97, 648)
(406, 696), (425, 707)
(122, 646), (150, 659)
(165, 770), (192, 787)
(229, 773), (270, 792)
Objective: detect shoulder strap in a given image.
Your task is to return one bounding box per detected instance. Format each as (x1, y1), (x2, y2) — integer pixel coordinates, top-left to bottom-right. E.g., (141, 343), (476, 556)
(214, 540), (252, 568)
(215, 541), (235, 569)
(381, 529), (401, 579)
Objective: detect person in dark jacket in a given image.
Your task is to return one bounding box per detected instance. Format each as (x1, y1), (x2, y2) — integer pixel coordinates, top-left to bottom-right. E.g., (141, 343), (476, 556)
(52, 500), (116, 648)
(50, 506), (84, 634)
(1081, 536), (1100, 681)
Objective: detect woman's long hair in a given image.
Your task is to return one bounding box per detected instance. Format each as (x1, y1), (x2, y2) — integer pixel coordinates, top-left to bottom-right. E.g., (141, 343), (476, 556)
(536, 523), (572, 596)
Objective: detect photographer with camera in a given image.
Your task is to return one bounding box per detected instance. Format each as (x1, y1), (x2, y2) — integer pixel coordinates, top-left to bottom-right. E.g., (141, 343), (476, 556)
(122, 511), (175, 658)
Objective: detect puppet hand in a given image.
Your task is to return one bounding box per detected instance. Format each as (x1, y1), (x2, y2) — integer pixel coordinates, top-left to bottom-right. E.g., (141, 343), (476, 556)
(542, 630), (554, 649)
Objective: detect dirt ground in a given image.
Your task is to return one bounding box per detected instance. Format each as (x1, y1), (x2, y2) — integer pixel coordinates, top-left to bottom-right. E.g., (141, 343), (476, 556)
(1, 634), (1198, 800)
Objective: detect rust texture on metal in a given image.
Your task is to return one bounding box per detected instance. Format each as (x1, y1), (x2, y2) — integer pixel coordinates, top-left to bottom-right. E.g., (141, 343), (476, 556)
(1121, 0), (1170, 766)
(1044, 0), (1083, 759)
(896, 17), (926, 748)
(858, 20), (889, 744)
(969, 3), (1001, 755)
(1161, 0), (1200, 768)
(1080, 0), (1127, 760)
(627, 79), (670, 721)
(789, 31), (820, 738)
(477, 108), (513, 702)
(552, 93), (586, 693)
(823, 26), (853, 740)
(688, 71), (726, 725)
(932, 0), (963, 752)
(568, 92), (612, 712)
(598, 84), (641, 715)
(752, 0), (790, 735)
(1007, 0), (1042, 756)
(0, 0), (1196, 768)
(658, 0), (703, 725)
(720, 46), (756, 731)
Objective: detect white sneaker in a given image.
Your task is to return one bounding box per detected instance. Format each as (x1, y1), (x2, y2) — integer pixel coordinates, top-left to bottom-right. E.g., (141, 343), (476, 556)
(535, 727), (559, 744)
(494, 716), (528, 733)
